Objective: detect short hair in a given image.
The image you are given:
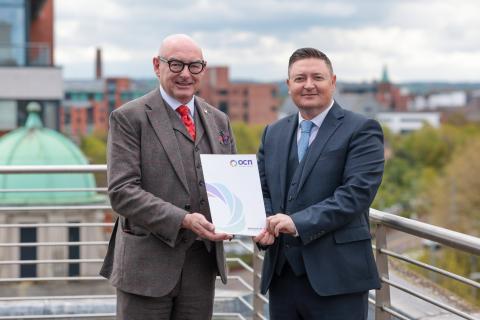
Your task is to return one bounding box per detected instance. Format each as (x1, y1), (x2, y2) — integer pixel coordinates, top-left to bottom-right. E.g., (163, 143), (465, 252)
(288, 47), (334, 76)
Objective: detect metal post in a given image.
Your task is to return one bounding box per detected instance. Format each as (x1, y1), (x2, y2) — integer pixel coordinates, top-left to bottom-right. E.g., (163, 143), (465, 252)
(375, 223), (392, 320)
(253, 245), (265, 320)
(470, 256), (479, 300)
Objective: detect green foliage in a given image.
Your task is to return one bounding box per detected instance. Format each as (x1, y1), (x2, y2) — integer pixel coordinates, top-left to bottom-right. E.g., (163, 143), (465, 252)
(80, 131), (107, 164)
(79, 132), (107, 186)
(420, 135), (480, 235)
(373, 123), (480, 217)
(396, 125), (451, 169)
(416, 248), (480, 306)
(231, 122), (265, 154)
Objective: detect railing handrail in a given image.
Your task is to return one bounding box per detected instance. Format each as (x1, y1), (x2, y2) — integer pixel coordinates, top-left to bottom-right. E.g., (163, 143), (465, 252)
(370, 208), (480, 255)
(0, 165), (107, 174)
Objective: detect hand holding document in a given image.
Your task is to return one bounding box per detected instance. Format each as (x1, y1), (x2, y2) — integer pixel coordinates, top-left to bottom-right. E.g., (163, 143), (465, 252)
(200, 154), (266, 236)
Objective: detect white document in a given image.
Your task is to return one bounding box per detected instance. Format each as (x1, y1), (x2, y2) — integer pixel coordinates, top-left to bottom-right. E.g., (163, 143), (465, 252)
(200, 154), (266, 236)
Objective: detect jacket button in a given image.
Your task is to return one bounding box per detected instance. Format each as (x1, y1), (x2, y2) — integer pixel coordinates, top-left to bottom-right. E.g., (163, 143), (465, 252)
(195, 146), (199, 152)
(199, 181), (204, 187)
(288, 196), (293, 201)
(200, 199), (206, 205)
(184, 204), (191, 210)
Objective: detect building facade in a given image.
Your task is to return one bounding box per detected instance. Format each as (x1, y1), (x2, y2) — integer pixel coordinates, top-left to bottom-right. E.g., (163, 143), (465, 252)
(0, 0), (62, 136)
(377, 111), (441, 134)
(198, 66), (280, 125)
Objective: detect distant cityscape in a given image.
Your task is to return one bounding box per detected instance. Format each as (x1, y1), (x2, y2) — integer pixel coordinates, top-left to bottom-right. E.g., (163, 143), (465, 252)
(1, 0), (480, 141)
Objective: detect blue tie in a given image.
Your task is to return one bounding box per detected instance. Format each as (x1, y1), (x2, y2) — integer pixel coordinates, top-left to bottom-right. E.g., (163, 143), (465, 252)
(297, 120), (314, 162)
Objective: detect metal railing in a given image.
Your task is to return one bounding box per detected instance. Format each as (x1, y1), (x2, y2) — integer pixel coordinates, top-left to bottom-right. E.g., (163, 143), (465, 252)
(0, 165), (479, 320)
(371, 209), (480, 320)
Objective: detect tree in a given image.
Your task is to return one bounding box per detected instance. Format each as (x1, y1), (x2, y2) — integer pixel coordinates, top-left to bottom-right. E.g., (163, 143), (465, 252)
(231, 122), (265, 154)
(423, 136), (480, 235)
(80, 132), (107, 186)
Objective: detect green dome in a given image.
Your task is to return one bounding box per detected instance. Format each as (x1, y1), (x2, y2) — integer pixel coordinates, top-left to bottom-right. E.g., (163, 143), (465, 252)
(0, 103), (104, 205)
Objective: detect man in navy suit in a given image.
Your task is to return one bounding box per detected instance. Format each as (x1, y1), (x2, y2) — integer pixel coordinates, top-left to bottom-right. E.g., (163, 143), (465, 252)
(254, 48), (384, 319)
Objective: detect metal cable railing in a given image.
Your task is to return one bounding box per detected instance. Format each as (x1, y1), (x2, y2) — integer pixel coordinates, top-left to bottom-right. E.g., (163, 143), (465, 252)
(371, 208), (480, 320)
(1, 165), (480, 320)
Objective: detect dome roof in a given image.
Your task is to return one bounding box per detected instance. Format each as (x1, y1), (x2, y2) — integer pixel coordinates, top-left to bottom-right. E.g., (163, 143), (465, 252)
(0, 103), (104, 205)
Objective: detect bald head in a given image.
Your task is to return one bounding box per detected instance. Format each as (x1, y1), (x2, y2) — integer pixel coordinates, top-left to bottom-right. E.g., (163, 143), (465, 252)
(159, 34), (203, 59)
(153, 34), (206, 104)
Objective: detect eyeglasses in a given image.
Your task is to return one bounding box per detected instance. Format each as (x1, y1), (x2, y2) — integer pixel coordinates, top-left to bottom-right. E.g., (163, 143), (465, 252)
(158, 57), (206, 74)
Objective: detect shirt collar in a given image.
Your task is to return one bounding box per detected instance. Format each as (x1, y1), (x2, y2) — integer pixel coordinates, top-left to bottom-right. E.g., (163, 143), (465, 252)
(159, 85), (195, 117)
(298, 99), (335, 128)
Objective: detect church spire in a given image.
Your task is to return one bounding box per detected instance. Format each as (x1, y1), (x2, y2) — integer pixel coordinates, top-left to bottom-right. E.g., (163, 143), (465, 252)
(381, 65), (390, 83)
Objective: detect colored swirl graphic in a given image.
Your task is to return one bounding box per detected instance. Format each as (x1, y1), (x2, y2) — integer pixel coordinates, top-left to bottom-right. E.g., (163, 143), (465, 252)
(206, 182), (245, 233)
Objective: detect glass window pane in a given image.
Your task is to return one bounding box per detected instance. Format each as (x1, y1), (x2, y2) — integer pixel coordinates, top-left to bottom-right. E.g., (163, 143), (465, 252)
(0, 100), (17, 130)
(0, 0), (26, 66)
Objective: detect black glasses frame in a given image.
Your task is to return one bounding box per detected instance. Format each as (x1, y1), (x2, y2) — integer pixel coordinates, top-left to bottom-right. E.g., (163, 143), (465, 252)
(158, 56), (206, 74)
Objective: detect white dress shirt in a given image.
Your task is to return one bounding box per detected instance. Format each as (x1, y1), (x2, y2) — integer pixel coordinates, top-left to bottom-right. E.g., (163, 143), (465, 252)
(159, 85), (195, 122)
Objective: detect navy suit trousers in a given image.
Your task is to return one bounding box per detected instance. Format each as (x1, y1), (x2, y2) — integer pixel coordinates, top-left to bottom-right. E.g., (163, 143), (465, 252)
(269, 264), (369, 320)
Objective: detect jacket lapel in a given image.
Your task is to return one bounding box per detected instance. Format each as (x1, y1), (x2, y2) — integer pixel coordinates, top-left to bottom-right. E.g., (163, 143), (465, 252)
(195, 99), (221, 153)
(297, 103), (344, 193)
(144, 89), (190, 194)
(278, 114), (298, 207)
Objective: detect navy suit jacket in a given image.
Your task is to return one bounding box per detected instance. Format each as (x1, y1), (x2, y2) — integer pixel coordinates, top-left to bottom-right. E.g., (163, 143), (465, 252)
(258, 102), (384, 296)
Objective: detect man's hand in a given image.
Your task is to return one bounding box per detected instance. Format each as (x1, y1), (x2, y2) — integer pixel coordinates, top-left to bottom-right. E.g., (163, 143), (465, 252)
(182, 213), (233, 241)
(253, 229), (275, 246)
(266, 213), (297, 237)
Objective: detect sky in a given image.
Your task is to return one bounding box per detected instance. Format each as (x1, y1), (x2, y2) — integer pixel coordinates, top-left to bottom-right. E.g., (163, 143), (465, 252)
(55, 0), (480, 83)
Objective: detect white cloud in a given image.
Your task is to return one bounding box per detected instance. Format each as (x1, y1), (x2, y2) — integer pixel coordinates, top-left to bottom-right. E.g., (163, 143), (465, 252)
(55, 0), (480, 81)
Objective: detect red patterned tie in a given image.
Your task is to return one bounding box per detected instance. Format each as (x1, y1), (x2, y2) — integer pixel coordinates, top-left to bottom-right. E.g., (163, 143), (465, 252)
(176, 105), (196, 140)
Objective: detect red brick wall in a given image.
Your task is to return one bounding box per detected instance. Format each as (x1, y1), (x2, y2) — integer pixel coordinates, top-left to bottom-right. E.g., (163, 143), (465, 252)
(29, 0), (54, 65)
(199, 67), (279, 125)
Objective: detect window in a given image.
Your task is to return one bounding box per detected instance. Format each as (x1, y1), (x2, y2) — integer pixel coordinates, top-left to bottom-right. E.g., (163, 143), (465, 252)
(20, 226), (37, 278)
(0, 0), (26, 66)
(94, 93), (104, 101)
(64, 108), (71, 125)
(0, 100), (17, 130)
(68, 226), (80, 276)
(218, 101), (229, 114)
(107, 81), (116, 92)
(87, 106), (94, 124)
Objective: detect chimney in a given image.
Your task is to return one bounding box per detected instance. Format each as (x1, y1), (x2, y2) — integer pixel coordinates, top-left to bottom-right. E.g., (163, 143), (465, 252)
(95, 47), (102, 79)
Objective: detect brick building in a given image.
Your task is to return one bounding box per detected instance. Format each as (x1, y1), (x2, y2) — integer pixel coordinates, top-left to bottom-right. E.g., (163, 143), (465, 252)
(61, 62), (280, 138)
(198, 66), (280, 125)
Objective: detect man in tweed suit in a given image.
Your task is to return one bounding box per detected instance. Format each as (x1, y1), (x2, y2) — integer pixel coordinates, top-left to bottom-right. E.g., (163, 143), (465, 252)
(100, 34), (236, 320)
